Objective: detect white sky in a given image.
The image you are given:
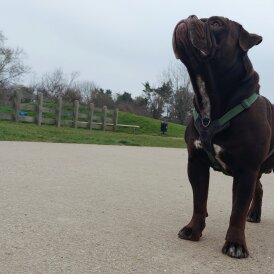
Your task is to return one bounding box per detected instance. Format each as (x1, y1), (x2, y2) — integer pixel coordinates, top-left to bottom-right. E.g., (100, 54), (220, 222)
(2, 0), (274, 100)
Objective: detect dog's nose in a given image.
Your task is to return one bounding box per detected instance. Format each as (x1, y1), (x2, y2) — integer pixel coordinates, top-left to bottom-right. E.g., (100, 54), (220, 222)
(188, 15), (198, 20)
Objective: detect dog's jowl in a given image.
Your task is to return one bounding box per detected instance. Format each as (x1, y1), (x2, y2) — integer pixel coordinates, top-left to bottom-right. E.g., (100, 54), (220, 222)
(173, 15), (274, 259)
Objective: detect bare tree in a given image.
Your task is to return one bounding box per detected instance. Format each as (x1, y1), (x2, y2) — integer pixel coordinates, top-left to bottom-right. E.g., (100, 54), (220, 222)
(160, 61), (190, 92)
(160, 61), (193, 124)
(0, 31), (29, 88)
(75, 81), (99, 104)
(34, 68), (79, 100)
(173, 85), (193, 124)
(38, 68), (67, 98)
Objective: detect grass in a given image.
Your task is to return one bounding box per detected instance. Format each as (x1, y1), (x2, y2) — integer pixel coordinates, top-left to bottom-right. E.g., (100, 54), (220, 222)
(0, 102), (186, 147)
(117, 112), (184, 137)
(0, 119), (186, 148)
(0, 95), (188, 148)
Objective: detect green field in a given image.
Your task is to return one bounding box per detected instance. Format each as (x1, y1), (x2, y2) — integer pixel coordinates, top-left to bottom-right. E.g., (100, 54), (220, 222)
(0, 111), (186, 148)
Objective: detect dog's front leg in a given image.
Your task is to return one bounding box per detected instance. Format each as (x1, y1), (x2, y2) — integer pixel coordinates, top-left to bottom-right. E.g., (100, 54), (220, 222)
(178, 156), (210, 241)
(222, 170), (258, 258)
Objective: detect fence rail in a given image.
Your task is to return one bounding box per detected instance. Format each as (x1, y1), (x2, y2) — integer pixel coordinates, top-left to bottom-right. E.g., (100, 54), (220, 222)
(0, 91), (123, 131)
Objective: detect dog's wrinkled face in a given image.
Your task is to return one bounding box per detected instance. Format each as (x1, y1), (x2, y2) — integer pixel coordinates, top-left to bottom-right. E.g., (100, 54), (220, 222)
(173, 15), (262, 68)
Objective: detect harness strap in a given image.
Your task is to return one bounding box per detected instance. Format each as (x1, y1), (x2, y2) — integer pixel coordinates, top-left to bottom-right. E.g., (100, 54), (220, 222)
(267, 147), (274, 159)
(193, 93), (260, 175)
(193, 93), (259, 127)
(217, 93), (259, 126)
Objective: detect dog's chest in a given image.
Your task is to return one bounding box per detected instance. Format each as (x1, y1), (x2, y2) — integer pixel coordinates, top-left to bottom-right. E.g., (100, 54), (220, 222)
(194, 76), (229, 171)
(194, 140), (227, 170)
(197, 76), (211, 119)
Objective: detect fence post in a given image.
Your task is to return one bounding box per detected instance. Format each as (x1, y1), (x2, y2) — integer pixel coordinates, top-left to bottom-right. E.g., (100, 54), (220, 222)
(88, 103), (94, 130)
(101, 105), (107, 130)
(36, 92), (43, 126)
(14, 90), (21, 123)
(73, 100), (79, 128)
(56, 96), (62, 127)
(113, 108), (118, 131)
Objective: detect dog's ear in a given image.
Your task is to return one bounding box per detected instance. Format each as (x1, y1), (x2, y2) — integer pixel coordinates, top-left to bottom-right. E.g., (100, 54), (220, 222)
(239, 26), (262, 51)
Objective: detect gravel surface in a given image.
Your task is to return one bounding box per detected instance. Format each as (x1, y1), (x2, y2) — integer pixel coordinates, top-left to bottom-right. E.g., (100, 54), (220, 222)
(0, 141), (273, 273)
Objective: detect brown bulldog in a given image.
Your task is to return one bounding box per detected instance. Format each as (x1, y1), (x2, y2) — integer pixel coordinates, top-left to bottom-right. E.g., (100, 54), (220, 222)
(172, 15), (274, 258)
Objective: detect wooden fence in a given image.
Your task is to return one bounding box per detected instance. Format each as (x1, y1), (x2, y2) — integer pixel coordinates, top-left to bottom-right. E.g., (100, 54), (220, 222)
(0, 91), (125, 131)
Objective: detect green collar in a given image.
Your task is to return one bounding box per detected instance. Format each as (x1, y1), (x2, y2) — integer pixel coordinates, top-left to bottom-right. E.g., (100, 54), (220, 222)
(193, 93), (259, 127)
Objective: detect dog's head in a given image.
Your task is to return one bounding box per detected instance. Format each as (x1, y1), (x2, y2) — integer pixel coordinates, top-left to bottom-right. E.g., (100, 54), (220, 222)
(172, 15), (262, 70)
(173, 16), (263, 119)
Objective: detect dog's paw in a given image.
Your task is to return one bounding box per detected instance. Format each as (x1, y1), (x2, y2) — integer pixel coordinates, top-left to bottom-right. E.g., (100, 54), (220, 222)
(178, 226), (201, 241)
(247, 211), (261, 223)
(222, 241), (249, 259)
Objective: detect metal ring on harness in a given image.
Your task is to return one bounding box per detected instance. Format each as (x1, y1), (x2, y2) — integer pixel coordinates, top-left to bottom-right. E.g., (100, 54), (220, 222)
(202, 117), (211, 127)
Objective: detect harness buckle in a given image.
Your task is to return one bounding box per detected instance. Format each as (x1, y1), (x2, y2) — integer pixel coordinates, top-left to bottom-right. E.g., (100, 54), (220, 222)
(201, 117), (211, 127)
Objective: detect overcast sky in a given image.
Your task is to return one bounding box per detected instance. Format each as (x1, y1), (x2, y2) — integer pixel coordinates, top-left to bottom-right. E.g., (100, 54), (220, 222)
(2, 0), (274, 100)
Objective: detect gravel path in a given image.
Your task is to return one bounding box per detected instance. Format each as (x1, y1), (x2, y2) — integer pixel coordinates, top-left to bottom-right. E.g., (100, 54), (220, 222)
(0, 141), (273, 273)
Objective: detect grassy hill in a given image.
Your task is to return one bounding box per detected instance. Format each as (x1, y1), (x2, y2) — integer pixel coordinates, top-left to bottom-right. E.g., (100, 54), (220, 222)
(118, 111), (185, 137)
(0, 111), (186, 148)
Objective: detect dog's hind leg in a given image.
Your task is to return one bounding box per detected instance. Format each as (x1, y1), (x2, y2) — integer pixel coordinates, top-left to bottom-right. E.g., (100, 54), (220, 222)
(247, 176), (263, 223)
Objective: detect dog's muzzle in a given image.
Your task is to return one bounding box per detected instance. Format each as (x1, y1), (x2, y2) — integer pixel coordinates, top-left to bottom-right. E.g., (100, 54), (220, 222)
(173, 15), (214, 60)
